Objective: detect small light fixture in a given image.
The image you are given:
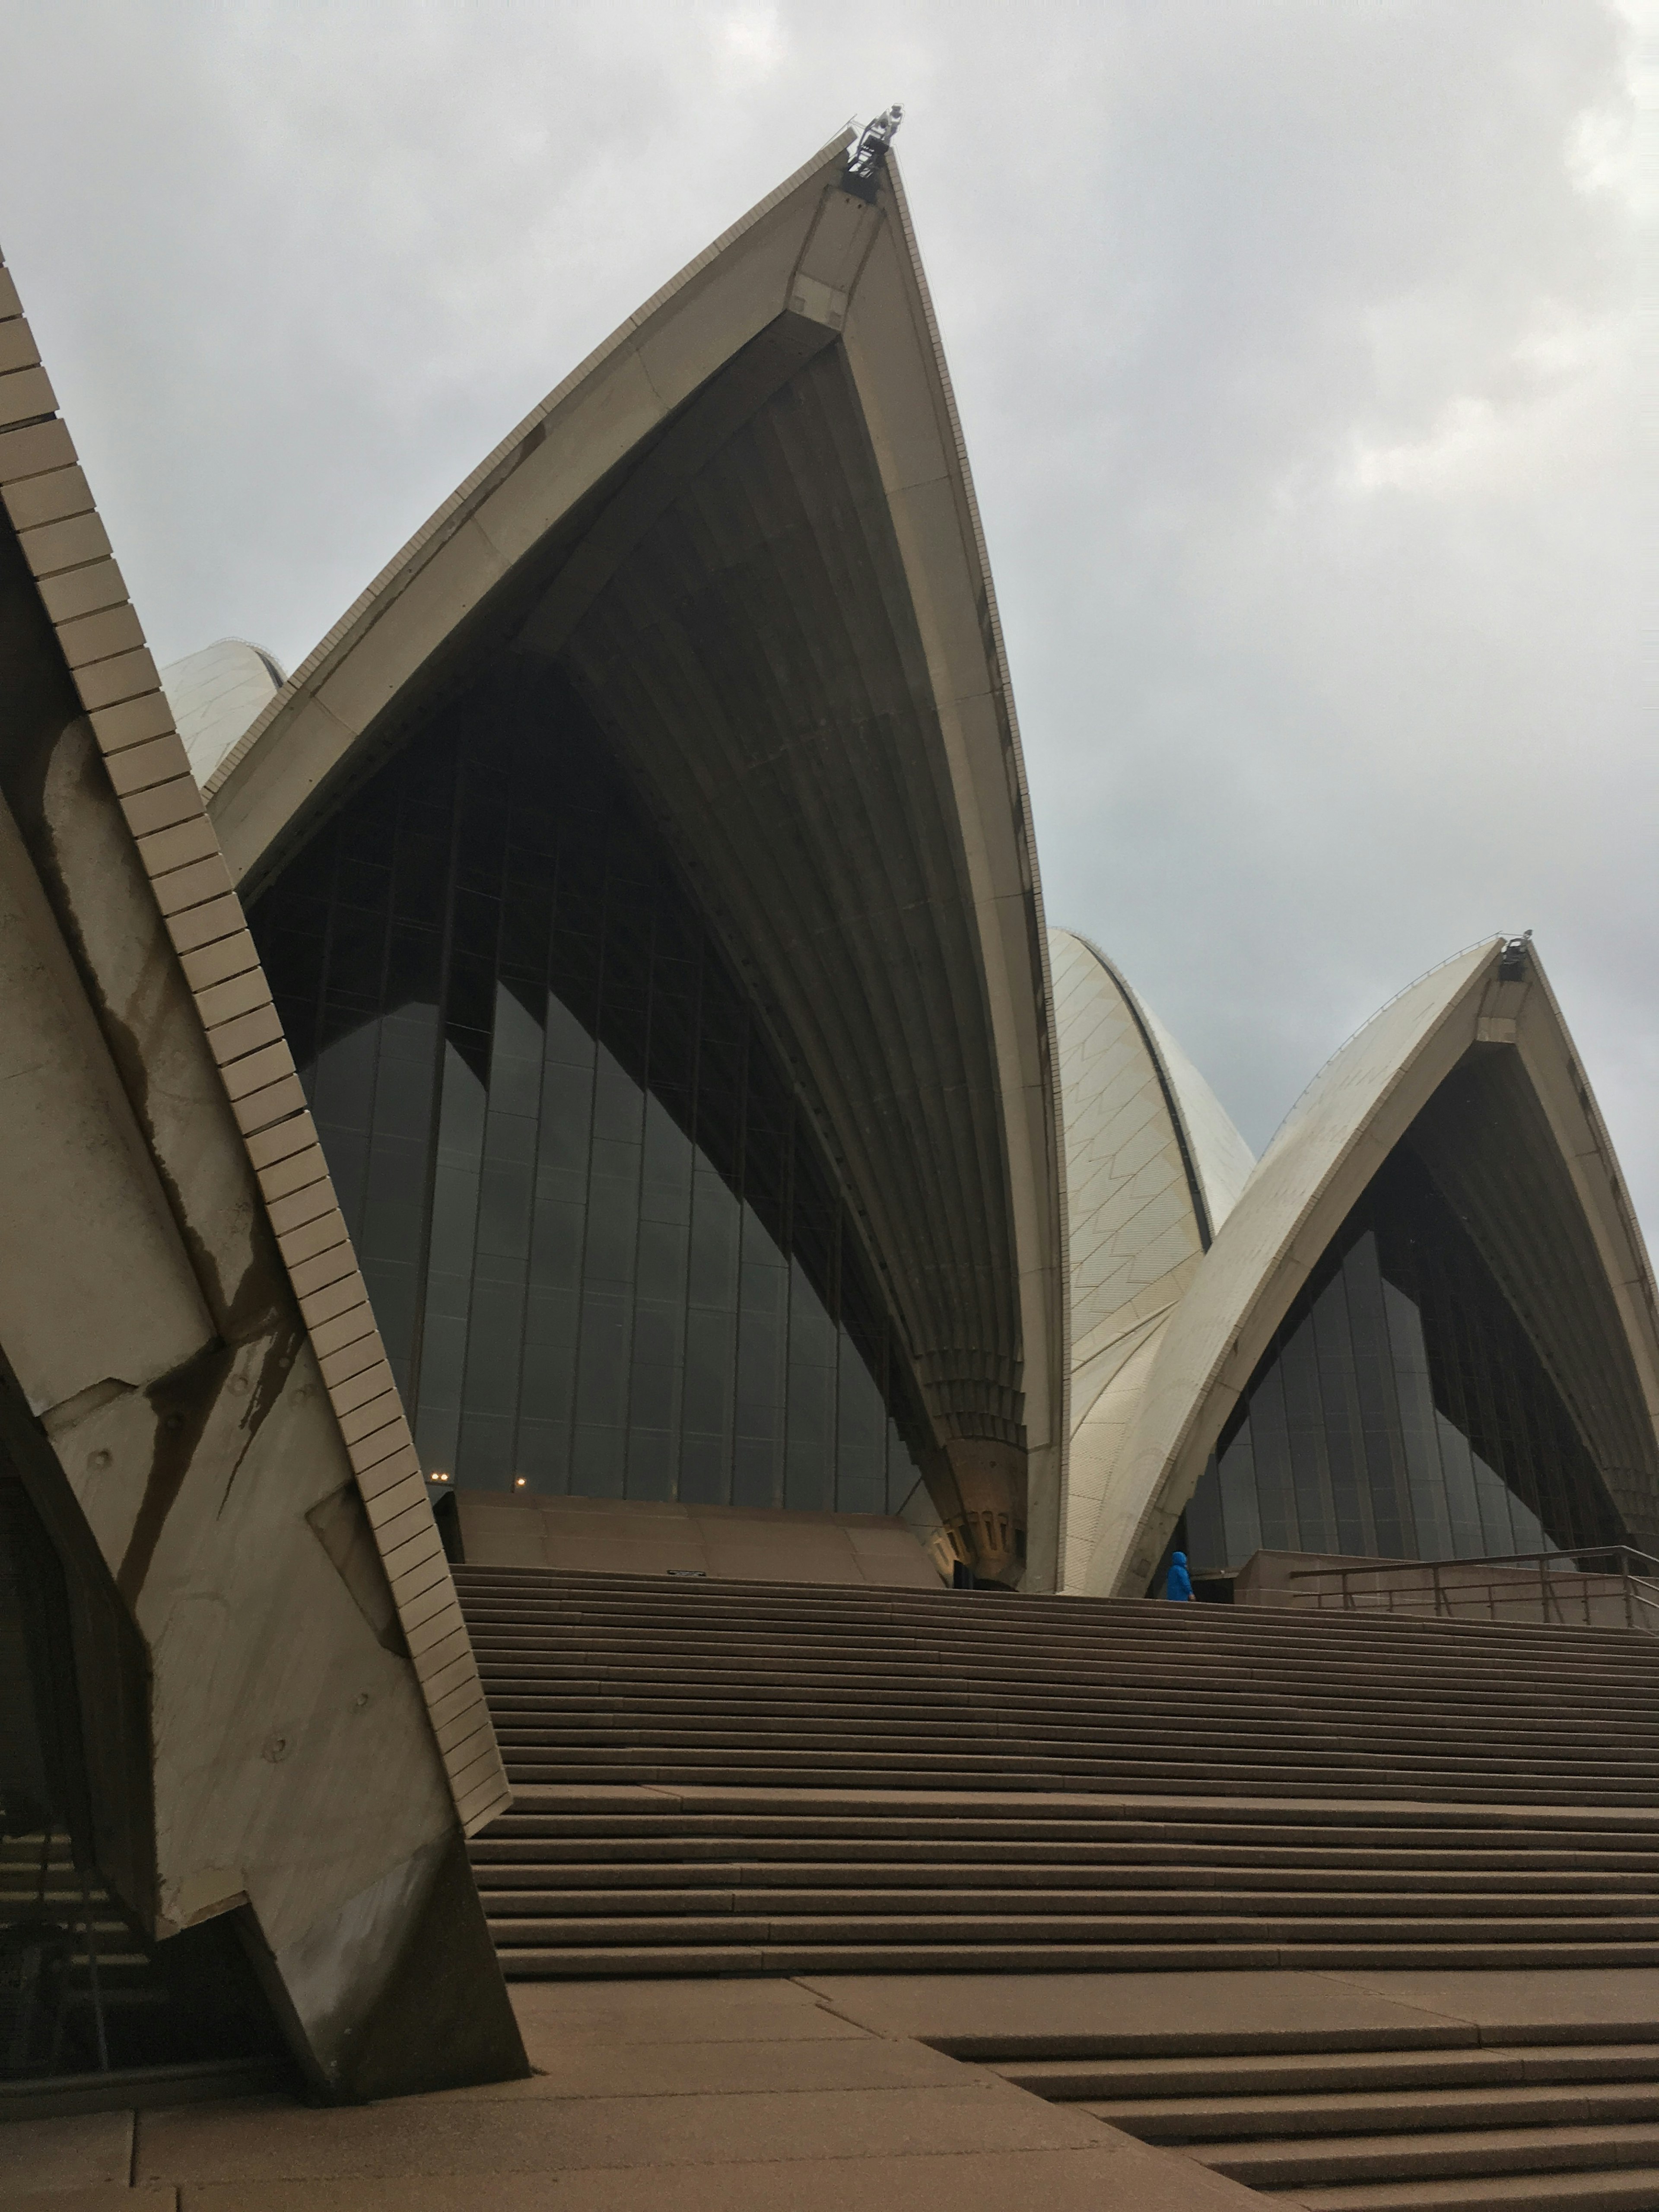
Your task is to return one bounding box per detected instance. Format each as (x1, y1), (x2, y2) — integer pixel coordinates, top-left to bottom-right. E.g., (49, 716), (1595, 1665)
(427, 1470), (451, 1485)
(514, 1475), (527, 1489)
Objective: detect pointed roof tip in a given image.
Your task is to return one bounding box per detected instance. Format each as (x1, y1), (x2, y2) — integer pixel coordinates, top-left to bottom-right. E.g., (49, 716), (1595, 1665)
(845, 107), (905, 199)
(1074, 925), (1659, 1595)
(1253, 935), (1507, 1170)
(202, 123), (874, 810)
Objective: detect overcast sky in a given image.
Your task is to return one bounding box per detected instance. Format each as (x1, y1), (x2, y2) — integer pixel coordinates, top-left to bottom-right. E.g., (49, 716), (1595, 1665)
(1, 1), (1649, 1236)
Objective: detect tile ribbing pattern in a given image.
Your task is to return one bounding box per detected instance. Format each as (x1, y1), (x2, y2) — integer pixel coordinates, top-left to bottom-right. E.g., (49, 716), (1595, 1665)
(0, 249), (508, 1837)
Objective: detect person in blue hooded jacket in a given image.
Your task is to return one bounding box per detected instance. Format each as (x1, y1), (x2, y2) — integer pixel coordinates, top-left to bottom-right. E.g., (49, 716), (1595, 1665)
(1164, 1549), (1194, 1601)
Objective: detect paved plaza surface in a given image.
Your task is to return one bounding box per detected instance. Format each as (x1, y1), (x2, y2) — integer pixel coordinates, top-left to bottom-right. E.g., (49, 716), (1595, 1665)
(7, 1968), (1657, 2210)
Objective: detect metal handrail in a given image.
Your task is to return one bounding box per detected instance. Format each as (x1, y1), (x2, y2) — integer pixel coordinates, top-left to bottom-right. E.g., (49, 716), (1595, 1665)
(1284, 1548), (1659, 1632)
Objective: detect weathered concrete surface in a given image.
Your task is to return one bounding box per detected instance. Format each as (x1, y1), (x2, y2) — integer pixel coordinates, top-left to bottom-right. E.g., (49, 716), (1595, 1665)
(95, 1978), (1258, 2210)
(453, 1491), (944, 1588)
(0, 247), (521, 2101)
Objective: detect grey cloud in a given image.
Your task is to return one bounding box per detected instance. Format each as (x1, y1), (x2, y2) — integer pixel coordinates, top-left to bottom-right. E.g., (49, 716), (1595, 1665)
(0, 0), (1646, 1230)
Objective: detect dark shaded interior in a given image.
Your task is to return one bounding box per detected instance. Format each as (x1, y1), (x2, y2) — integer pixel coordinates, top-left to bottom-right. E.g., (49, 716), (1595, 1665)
(1185, 1129), (1630, 1574)
(546, 339), (1026, 1457)
(250, 663), (928, 1510)
(245, 323), (1053, 1516)
(0, 1459), (285, 2083)
(1408, 1047), (1659, 1554)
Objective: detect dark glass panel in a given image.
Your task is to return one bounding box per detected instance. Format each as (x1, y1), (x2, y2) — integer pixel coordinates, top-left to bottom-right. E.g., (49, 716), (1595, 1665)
(336, 856), (391, 913)
(385, 926), (442, 1011)
(836, 1325), (886, 1513)
(1185, 1144), (1625, 1571)
(359, 1138), (429, 1267)
(1184, 1452), (1228, 1568)
(516, 1417), (569, 1490)
(446, 956), (496, 1039)
(785, 1261), (835, 1512)
(458, 1411), (514, 1487)
(274, 994), (317, 1074)
(393, 836), (448, 923)
(461, 1277), (526, 1418)
(324, 906), (387, 1006)
(1216, 1421), (1262, 1561)
(246, 667), (926, 1518)
(311, 1023), (378, 1137)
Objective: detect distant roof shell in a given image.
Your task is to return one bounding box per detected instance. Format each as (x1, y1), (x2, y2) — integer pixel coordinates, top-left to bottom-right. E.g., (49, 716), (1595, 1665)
(161, 639), (285, 788)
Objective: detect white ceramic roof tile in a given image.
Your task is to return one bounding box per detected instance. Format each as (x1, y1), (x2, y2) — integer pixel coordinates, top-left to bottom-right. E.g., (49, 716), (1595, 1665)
(161, 639), (285, 788)
(1141, 1002), (1257, 1232)
(1051, 929), (1255, 1397)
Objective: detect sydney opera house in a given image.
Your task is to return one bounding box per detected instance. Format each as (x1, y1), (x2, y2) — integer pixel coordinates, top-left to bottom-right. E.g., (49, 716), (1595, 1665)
(3, 117), (1657, 2201)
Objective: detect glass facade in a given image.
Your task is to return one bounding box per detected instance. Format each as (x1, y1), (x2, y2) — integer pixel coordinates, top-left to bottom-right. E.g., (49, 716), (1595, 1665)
(1184, 1146), (1625, 1572)
(249, 668), (925, 1510)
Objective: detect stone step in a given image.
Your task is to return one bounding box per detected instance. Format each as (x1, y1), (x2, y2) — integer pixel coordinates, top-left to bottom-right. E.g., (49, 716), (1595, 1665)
(465, 1629), (1648, 1665)
(997, 2046), (1659, 2100)
(470, 1857), (1656, 1893)
(470, 1650), (1658, 1707)
(492, 1732), (1656, 1781)
(485, 1908), (1659, 1957)
(453, 1571), (1654, 1643)
(466, 1626), (1657, 1670)
(461, 1625), (1658, 1679)
(1193, 2118), (1659, 2188)
(490, 1938), (1659, 1976)
(1283, 2167), (1659, 2207)
(484, 1796), (1659, 1842)
(471, 1831), (1659, 1867)
(485, 1705), (1658, 1756)
(474, 1884), (1658, 1926)
(1087, 2079), (1659, 2142)
(499, 1756), (1659, 1805)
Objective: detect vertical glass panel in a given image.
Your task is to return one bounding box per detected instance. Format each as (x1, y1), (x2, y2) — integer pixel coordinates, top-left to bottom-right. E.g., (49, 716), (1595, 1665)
(1277, 1311), (1333, 1554)
(1382, 1278), (1456, 1560)
(733, 1206), (788, 1508)
(1183, 1452), (1228, 1569)
(1216, 1419), (1262, 1563)
(1182, 1142), (1624, 1572)
(785, 1260), (836, 1511)
(247, 671), (927, 1519)
(1245, 1364), (1297, 1552)
(836, 1322), (887, 1515)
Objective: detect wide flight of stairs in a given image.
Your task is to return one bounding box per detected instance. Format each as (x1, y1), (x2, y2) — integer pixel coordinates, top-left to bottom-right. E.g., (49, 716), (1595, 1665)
(457, 1569), (1659, 2203)
(455, 1568), (1659, 1979)
(987, 2027), (1659, 2209)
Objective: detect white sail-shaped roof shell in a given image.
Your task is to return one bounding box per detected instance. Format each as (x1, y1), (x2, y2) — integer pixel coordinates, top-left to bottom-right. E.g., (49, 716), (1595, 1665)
(200, 131), (1069, 1588)
(160, 637), (284, 788)
(1049, 929), (1253, 1589)
(1070, 937), (1659, 1595)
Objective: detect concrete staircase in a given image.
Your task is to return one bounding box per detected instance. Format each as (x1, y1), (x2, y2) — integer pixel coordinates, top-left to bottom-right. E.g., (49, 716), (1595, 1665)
(989, 2028), (1659, 2207)
(455, 1569), (1659, 1980)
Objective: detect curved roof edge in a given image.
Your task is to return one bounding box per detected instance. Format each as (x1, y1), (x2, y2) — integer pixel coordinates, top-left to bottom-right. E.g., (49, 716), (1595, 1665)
(0, 244), (508, 1844)
(200, 127), (1070, 1589)
(1048, 928), (1252, 1590)
(1068, 933), (1255, 1243)
(1074, 935), (1659, 1594)
(879, 149), (1071, 1588)
(203, 126), (856, 818)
